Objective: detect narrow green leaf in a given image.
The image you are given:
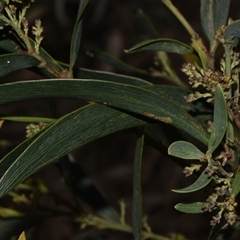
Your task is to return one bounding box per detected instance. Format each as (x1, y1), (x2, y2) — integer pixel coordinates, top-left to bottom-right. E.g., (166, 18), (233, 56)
(231, 171), (240, 197)
(87, 50), (149, 75)
(0, 115), (55, 123)
(69, 0), (89, 71)
(225, 19), (240, 41)
(168, 141), (205, 160)
(172, 170), (212, 193)
(212, 221), (240, 240)
(0, 53), (39, 77)
(208, 85), (227, 153)
(132, 133), (144, 240)
(0, 79), (209, 144)
(75, 67), (151, 85)
(201, 0), (230, 42)
(175, 202), (204, 214)
(0, 104), (147, 197)
(129, 9), (159, 39)
(0, 39), (18, 52)
(125, 38), (193, 54)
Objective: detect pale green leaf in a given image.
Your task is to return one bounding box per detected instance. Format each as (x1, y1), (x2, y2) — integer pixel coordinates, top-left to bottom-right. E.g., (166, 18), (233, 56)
(168, 141), (204, 159)
(172, 170), (212, 193)
(175, 202), (204, 214)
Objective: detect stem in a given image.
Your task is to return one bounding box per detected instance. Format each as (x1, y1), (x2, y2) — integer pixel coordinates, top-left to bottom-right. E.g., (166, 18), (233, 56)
(77, 214), (178, 240)
(161, 0), (196, 37)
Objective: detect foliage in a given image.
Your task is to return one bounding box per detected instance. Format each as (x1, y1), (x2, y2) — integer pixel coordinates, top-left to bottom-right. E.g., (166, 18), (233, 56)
(0, 0), (240, 239)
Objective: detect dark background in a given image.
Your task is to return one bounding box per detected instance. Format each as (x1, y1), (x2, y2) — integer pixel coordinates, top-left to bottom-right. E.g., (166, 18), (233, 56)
(1, 1), (240, 239)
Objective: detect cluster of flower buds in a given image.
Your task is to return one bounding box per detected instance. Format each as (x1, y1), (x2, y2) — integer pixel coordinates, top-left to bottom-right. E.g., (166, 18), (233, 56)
(26, 122), (47, 138)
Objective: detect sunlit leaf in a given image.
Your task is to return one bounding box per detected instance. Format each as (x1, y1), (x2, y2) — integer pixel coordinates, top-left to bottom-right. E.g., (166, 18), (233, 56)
(208, 85), (227, 154)
(172, 170), (212, 193)
(125, 38), (193, 54)
(175, 202), (204, 214)
(168, 141), (205, 159)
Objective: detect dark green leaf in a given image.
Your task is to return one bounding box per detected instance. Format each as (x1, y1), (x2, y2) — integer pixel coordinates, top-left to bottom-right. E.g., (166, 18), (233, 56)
(75, 67), (151, 85)
(172, 170), (212, 193)
(225, 19), (240, 41)
(69, 0), (89, 70)
(208, 85), (227, 153)
(0, 53), (39, 77)
(0, 216), (42, 240)
(0, 79), (209, 144)
(129, 9), (159, 39)
(201, 0), (230, 42)
(212, 221), (240, 240)
(168, 141), (205, 159)
(231, 171), (240, 197)
(175, 202), (204, 214)
(125, 38), (193, 54)
(87, 50), (148, 75)
(132, 133), (144, 240)
(0, 104), (147, 197)
(0, 39), (18, 52)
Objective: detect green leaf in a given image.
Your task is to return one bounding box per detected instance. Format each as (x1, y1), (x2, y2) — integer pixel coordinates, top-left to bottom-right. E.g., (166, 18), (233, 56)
(0, 79), (209, 144)
(75, 67), (151, 85)
(0, 53), (39, 77)
(208, 85), (227, 154)
(201, 0), (230, 42)
(129, 9), (159, 39)
(124, 38), (193, 54)
(69, 0), (89, 71)
(0, 39), (18, 52)
(172, 170), (212, 193)
(0, 216), (42, 240)
(231, 171), (240, 197)
(132, 133), (144, 240)
(0, 103), (147, 197)
(175, 202), (204, 214)
(225, 19), (240, 41)
(87, 50), (149, 75)
(168, 141), (205, 159)
(0, 115), (55, 123)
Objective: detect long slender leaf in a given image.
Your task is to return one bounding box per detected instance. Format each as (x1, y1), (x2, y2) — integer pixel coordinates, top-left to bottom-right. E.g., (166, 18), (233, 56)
(200, 0), (230, 43)
(69, 0), (89, 71)
(172, 170), (212, 193)
(0, 103), (147, 197)
(208, 85), (227, 154)
(132, 133), (144, 240)
(125, 38), (193, 54)
(0, 79), (209, 144)
(0, 53), (39, 77)
(231, 171), (240, 197)
(87, 50), (149, 75)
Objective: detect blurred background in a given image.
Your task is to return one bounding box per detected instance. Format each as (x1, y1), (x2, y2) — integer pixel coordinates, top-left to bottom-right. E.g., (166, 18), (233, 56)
(1, 0), (240, 239)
